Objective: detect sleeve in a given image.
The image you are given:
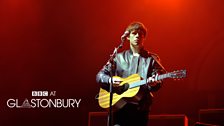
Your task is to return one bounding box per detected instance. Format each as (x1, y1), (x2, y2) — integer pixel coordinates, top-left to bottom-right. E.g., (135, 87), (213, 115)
(148, 54), (166, 92)
(96, 57), (117, 86)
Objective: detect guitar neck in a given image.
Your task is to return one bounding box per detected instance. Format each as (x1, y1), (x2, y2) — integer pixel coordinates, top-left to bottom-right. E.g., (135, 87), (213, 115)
(129, 73), (171, 89)
(158, 73), (171, 80)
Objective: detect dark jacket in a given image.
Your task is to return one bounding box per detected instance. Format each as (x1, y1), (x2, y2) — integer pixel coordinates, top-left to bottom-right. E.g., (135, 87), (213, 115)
(96, 49), (165, 111)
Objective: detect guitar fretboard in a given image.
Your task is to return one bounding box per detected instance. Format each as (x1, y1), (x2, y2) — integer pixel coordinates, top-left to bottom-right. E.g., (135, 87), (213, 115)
(158, 73), (171, 80)
(129, 73), (170, 89)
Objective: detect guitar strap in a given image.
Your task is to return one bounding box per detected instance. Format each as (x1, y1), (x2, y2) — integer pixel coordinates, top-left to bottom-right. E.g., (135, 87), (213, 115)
(151, 54), (167, 73)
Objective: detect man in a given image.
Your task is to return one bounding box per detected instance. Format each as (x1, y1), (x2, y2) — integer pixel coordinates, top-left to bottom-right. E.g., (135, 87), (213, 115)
(96, 22), (166, 126)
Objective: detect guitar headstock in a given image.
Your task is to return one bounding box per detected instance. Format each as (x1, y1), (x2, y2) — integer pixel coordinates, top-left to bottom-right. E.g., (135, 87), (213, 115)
(169, 69), (186, 79)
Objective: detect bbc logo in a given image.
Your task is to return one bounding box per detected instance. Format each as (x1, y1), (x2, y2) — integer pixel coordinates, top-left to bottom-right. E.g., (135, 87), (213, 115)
(32, 91), (48, 96)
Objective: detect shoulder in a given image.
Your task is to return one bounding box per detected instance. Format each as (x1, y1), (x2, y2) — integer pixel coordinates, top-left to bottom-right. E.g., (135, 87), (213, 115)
(149, 52), (161, 61)
(115, 50), (130, 63)
(140, 49), (160, 60)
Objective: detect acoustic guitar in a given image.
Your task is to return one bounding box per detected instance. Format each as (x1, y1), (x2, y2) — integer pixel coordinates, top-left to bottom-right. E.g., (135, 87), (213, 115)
(98, 70), (186, 110)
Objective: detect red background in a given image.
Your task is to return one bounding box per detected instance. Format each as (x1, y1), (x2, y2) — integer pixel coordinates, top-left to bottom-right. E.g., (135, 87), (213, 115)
(1, 0), (224, 125)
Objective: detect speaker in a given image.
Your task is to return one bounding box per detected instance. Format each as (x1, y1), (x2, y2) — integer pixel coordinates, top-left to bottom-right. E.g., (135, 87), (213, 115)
(149, 114), (188, 126)
(88, 112), (188, 126)
(199, 109), (224, 126)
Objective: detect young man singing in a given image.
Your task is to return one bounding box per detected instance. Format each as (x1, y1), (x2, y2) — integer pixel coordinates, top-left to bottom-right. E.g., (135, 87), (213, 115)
(96, 22), (166, 126)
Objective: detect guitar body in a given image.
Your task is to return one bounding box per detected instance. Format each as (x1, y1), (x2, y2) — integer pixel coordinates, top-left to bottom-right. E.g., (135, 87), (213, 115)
(98, 74), (143, 110)
(98, 69), (186, 111)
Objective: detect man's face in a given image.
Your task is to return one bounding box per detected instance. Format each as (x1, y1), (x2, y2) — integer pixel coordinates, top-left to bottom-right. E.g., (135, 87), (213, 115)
(127, 30), (145, 46)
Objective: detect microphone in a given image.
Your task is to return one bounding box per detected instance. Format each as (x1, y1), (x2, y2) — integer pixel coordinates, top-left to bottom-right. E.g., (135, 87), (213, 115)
(121, 31), (129, 42)
(119, 31), (129, 48)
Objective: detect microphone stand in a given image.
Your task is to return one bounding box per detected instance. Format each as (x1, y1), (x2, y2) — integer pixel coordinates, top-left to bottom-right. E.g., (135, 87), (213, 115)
(107, 41), (124, 126)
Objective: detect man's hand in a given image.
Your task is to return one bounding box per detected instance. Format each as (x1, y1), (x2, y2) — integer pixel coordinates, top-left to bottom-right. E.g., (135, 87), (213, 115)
(147, 74), (162, 84)
(109, 77), (122, 87)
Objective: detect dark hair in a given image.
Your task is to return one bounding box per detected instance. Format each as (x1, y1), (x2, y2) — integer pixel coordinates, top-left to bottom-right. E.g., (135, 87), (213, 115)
(125, 22), (147, 38)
